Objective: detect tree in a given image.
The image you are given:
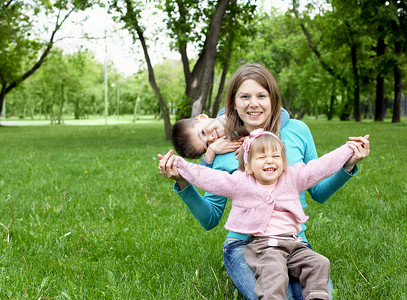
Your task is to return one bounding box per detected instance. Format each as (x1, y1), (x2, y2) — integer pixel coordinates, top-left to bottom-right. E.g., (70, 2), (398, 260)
(161, 0), (256, 119)
(361, 0), (397, 121)
(162, 0), (230, 118)
(389, 0), (407, 123)
(209, 0), (256, 117)
(0, 0), (92, 116)
(109, 0), (257, 139)
(6, 48), (106, 122)
(110, 0), (172, 139)
(292, 0), (379, 122)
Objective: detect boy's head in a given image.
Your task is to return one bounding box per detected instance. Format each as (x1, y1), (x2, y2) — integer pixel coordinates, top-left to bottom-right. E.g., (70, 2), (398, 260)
(171, 114), (226, 159)
(238, 129), (288, 185)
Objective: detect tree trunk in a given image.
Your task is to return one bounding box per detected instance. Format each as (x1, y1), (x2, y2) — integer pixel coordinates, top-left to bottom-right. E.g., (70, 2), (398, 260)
(327, 80), (336, 120)
(0, 86), (6, 118)
(212, 54), (230, 118)
(280, 94), (293, 118)
(374, 31), (386, 121)
(392, 40), (402, 123)
(374, 76), (385, 121)
(123, 0), (172, 140)
(296, 107), (305, 120)
(136, 26), (171, 140)
(350, 43), (361, 121)
(204, 68), (214, 114)
(187, 0), (229, 117)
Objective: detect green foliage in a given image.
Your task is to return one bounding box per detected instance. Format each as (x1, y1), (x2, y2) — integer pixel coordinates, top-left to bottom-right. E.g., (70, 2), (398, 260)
(0, 119), (406, 298)
(229, 1), (406, 120)
(175, 95), (192, 120)
(3, 0), (406, 123)
(153, 59), (185, 114)
(0, 1), (43, 83)
(7, 48), (106, 121)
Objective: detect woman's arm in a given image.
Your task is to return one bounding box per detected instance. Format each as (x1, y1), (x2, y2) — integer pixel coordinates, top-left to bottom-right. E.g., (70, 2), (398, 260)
(294, 144), (354, 192)
(300, 126), (369, 203)
(177, 157), (241, 198)
(174, 183), (228, 230)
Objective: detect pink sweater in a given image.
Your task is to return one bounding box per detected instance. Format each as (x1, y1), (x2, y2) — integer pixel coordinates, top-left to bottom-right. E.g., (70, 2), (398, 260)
(177, 144), (354, 235)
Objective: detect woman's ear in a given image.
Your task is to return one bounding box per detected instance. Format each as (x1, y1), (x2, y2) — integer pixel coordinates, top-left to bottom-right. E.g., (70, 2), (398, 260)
(194, 114), (209, 120)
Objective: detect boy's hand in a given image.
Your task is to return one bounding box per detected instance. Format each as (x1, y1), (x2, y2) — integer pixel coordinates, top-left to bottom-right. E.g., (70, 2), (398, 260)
(344, 134), (370, 173)
(205, 137), (242, 164)
(158, 150), (189, 190)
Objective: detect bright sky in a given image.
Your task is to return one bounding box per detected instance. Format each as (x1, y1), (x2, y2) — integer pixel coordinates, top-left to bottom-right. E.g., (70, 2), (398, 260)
(54, 1), (292, 77)
(55, 4), (177, 77)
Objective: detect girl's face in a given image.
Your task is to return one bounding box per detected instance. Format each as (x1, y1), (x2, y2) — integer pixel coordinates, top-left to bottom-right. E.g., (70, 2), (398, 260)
(234, 79), (272, 132)
(245, 146), (284, 185)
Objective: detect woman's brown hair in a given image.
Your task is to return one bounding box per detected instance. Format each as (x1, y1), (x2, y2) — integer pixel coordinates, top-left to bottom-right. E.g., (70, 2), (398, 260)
(225, 63), (282, 139)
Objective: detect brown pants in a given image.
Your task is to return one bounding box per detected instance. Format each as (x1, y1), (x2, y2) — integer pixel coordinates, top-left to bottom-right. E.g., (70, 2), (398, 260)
(244, 236), (330, 300)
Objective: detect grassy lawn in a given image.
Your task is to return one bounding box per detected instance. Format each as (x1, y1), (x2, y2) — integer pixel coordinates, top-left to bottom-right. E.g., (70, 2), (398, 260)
(0, 118), (406, 299)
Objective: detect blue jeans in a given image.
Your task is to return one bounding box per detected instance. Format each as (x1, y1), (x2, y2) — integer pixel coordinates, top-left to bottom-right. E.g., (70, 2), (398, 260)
(223, 237), (333, 300)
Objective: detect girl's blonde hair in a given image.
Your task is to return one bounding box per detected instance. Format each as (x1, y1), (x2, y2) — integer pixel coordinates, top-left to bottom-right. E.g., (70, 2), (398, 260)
(225, 63), (282, 139)
(238, 134), (288, 173)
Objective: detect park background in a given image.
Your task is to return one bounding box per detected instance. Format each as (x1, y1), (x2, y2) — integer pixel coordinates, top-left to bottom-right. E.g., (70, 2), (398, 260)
(1, 0), (406, 299)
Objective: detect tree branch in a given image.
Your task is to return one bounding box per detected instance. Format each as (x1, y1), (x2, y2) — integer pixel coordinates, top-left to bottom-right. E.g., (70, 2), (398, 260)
(292, 2), (348, 87)
(5, 0), (14, 8)
(5, 7), (76, 94)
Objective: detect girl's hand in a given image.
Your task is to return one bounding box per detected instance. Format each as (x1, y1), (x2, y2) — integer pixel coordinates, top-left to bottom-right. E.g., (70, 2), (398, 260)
(158, 150), (189, 190)
(344, 134), (370, 173)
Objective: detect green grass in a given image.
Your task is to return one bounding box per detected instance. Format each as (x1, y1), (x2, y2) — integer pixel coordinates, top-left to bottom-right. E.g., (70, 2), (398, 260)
(0, 119), (406, 299)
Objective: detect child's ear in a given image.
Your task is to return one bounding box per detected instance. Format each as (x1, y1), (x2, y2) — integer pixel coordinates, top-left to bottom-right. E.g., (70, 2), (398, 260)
(244, 162), (253, 175)
(194, 114), (209, 120)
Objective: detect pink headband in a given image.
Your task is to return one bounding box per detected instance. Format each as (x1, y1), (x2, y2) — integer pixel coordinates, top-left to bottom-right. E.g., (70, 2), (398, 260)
(243, 129), (280, 163)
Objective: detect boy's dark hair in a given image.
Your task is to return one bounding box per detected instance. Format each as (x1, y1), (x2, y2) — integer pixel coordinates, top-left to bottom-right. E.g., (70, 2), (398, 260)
(171, 118), (204, 159)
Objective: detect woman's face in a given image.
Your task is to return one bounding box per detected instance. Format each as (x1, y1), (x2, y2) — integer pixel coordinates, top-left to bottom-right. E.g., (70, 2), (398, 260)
(234, 79), (272, 132)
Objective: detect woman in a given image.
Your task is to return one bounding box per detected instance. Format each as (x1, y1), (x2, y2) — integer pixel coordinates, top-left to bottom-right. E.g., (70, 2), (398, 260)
(158, 63), (370, 299)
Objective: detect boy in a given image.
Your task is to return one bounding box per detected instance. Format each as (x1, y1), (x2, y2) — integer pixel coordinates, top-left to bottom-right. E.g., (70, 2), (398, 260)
(171, 109), (242, 166)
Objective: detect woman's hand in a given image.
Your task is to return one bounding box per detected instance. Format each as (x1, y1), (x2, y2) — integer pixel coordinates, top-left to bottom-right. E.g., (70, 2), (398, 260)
(344, 134), (370, 173)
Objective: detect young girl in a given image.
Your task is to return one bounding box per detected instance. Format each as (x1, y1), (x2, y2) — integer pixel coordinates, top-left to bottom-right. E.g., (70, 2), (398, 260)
(169, 128), (359, 300)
